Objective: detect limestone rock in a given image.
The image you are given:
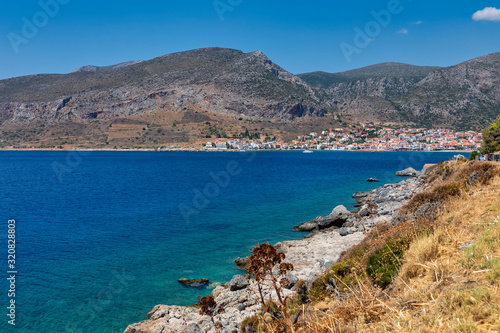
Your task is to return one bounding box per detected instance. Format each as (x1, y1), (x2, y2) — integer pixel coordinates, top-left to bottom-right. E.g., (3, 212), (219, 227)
(396, 167), (420, 177)
(226, 275), (250, 291)
(293, 221), (318, 231)
(234, 257), (249, 267)
(358, 205), (370, 217)
(353, 191), (370, 198)
(282, 273), (299, 289)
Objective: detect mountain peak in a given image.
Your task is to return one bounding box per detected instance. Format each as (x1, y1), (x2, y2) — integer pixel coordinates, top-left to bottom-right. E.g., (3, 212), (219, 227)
(248, 50), (266, 57)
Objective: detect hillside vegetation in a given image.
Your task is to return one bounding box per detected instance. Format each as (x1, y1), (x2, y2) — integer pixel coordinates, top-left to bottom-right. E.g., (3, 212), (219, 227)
(481, 114), (500, 154)
(243, 160), (500, 332)
(298, 63), (441, 88)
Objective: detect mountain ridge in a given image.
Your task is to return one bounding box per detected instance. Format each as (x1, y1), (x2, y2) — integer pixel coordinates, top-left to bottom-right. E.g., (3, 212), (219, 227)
(72, 60), (144, 73)
(298, 52), (500, 130)
(298, 62), (443, 88)
(0, 48), (499, 148)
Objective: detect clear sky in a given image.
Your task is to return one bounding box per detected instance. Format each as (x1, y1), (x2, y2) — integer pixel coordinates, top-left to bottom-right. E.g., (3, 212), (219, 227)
(1, 0), (500, 79)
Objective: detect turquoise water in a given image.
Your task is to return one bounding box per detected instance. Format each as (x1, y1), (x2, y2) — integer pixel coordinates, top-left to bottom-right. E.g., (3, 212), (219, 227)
(0, 151), (457, 332)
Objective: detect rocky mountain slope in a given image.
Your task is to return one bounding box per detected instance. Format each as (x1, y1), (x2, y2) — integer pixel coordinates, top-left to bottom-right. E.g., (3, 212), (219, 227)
(0, 48), (499, 147)
(299, 62), (441, 88)
(299, 53), (500, 129)
(0, 48), (322, 127)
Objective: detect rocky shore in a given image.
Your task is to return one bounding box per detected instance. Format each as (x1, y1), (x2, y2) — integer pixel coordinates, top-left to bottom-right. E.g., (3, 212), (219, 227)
(124, 172), (425, 333)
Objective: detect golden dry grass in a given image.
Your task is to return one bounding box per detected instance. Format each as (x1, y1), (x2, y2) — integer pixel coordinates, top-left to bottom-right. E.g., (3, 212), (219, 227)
(293, 162), (500, 333)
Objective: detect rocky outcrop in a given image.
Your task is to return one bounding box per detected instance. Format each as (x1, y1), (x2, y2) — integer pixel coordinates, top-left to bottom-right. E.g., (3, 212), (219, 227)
(124, 172), (425, 333)
(293, 221), (317, 232)
(226, 275), (250, 291)
(352, 191), (369, 198)
(396, 167), (420, 177)
(347, 177), (423, 234)
(234, 257), (249, 268)
(124, 230), (366, 333)
(293, 205), (351, 231)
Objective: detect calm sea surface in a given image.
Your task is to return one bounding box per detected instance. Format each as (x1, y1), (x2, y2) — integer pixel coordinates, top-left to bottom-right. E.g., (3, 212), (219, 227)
(0, 151), (458, 332)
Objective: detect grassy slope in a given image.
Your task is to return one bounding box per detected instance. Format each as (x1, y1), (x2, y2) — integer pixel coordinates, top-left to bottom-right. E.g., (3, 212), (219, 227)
(301, 161), (500, 332)
(243, 161), (500, 332)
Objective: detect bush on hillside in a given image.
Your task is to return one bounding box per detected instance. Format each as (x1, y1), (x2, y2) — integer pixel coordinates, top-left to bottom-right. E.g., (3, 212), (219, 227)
(402, 181), (463, 214)
(480, 114), (500, 154)
(469, 150), (480, 160)
(366, 235), (413, 288)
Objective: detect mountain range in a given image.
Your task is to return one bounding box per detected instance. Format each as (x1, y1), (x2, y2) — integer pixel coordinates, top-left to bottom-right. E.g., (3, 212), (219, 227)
(0, 47), (499, 148)
(299, 53), (500, 130)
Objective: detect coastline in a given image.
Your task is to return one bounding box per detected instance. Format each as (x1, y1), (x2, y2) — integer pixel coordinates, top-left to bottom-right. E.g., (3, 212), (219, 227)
(124, 171), (425, 333)
(0, 148), (473, 153)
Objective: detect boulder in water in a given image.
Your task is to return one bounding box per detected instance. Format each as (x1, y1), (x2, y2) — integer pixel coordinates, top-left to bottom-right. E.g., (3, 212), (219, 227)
(178, 278), (210, 287)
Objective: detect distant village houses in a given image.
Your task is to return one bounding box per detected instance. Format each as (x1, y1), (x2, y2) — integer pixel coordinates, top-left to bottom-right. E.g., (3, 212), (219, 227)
(201, 125), (482, 152)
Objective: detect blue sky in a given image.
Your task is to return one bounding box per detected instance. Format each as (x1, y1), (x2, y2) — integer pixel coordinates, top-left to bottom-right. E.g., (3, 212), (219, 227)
(1, 0), (500, 79)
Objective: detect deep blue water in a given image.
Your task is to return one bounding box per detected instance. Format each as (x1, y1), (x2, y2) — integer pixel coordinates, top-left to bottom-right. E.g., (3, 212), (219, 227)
(0, 151), (458, 332)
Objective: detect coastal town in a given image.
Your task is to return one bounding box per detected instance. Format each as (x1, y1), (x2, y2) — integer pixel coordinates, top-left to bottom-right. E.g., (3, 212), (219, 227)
(198, 126), (483, 152)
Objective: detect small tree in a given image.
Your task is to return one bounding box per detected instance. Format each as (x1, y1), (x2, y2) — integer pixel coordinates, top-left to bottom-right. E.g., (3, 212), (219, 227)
(469, 150), (480, 161)
(247, 243), (295, 332)
(480, 114), (500, 154)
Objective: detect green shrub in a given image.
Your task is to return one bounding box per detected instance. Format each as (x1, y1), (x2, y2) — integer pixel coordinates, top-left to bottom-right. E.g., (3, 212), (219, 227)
(480, 114), (500, 154)
(469, 151), (480, 161)
(330, 262), (352, 277)
(309, 272), (336, 300)
(308, 262), (358, 300)
(366, 236), (412, 288)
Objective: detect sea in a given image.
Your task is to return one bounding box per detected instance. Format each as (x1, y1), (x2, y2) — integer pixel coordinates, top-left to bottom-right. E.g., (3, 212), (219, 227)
(0, 150), (459, 332)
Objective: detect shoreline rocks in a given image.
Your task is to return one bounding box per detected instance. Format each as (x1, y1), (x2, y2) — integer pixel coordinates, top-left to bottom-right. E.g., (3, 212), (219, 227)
(352, 191), (369, 198)
(125, 173), (425, 333)
(396, 167), (420, 177)
(226, 275), (250, 291)
(234, 257), (249, 268)
(293, 205), (351, 231)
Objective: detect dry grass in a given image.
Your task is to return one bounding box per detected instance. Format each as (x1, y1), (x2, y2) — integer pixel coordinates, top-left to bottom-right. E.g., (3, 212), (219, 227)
(399, 233), (440, 281)
(288, 162), (500, 333)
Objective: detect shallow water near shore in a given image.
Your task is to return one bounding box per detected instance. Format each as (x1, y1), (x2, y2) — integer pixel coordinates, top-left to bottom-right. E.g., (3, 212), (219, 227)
(0, 151), (458, 332)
